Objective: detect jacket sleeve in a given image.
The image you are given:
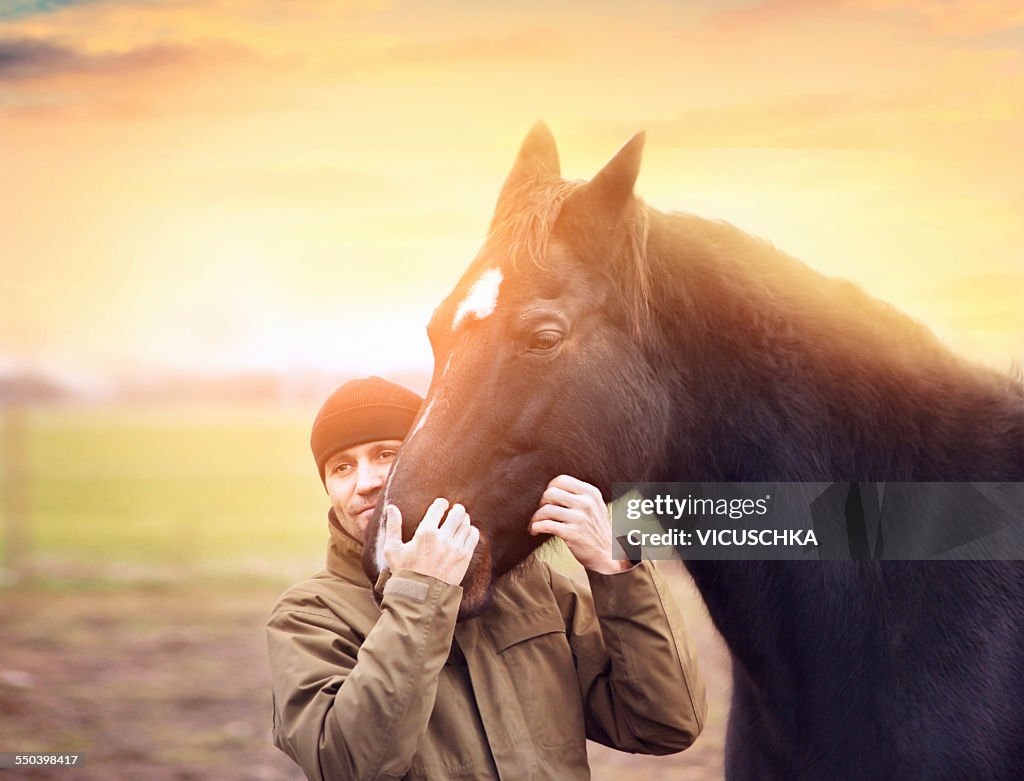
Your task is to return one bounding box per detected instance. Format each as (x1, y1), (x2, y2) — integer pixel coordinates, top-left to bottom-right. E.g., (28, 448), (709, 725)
(549, 560), (707, 754)
(266, 570), (461, 781)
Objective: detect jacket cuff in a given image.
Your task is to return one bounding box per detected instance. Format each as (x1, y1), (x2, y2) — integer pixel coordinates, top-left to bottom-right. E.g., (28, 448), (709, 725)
(585, 559), (659, 617)
(380, 568), (463, 612)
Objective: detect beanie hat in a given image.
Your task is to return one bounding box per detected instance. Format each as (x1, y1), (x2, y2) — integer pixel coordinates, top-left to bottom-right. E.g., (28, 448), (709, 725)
(311, 376), (423, 482)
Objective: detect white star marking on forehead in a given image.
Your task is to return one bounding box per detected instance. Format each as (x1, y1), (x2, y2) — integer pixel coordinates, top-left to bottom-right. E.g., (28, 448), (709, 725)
(452, 268), (503, 330)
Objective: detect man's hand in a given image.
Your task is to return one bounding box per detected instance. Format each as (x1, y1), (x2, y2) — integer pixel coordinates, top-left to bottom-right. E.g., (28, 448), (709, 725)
(529, 475), (631, 574)
(383, 498), (480, 586)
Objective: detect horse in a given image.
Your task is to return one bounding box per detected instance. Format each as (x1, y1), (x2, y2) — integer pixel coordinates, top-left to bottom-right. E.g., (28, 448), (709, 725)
(362, 122), (1024, 779)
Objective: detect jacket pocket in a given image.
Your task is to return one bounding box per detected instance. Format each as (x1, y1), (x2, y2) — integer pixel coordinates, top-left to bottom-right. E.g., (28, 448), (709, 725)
(489, 606), (566, 653)
(491, 607), (587, 749)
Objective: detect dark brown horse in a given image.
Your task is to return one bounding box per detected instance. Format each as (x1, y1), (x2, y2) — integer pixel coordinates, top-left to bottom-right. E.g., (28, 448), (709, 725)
(362, 123), (1024, 779)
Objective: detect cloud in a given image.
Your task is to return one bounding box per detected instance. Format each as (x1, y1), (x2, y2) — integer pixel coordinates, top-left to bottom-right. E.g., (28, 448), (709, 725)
(0, 33), (273, 120)
(0, 35), (237, 80)
(0, 36), (73, 78)
(0, 0), (97, 22)
(387, 27), (566, 66)
(704, 0), (1024, 38)
(864, 0), (1024, 37)
(0, 0), (390, 57)
(590, 92), (911, 149)
(178, 166), (402, 210)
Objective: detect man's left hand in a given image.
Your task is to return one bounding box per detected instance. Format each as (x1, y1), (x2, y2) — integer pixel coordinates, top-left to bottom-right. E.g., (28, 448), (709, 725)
(529, 475), (631, 575)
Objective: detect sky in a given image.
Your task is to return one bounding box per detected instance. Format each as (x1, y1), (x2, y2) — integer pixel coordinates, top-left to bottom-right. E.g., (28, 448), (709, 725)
(1, 0), (1022, 386)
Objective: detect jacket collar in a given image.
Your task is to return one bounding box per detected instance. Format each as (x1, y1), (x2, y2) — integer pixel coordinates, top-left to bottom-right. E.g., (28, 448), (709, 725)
(326, 507), (372, 586)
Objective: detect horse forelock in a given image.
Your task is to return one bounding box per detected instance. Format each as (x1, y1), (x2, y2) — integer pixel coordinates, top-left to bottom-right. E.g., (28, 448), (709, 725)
(487, 174), (584, 270)
(484, 173), (658, 349)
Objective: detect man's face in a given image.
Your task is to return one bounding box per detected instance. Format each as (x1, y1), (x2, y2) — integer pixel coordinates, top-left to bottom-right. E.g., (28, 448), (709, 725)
(324, 439), (403, 542)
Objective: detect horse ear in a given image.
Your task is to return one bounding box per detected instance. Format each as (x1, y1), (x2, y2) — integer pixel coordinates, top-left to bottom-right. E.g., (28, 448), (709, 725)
(497, 121), (561, 198)
(588, 131), (645, 213)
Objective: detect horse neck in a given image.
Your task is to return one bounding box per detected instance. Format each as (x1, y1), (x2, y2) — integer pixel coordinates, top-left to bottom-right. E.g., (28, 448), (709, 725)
(646, 212), (1024, 482)
(646, 212), (1024, 720)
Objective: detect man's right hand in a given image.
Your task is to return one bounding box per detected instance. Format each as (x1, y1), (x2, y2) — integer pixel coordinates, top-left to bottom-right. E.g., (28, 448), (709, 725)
(382, 499), (480, 586)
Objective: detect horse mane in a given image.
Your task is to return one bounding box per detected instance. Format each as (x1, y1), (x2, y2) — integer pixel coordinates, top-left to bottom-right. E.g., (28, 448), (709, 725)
(488, 175), (1021, 406)
(639, 206), (1024, 395)
(643, 208), (947, 355)
(637, 207), (1024, 480)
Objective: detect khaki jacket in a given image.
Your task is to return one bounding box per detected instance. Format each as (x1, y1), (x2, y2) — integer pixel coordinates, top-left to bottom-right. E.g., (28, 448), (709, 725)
(266, 514), (706, 781)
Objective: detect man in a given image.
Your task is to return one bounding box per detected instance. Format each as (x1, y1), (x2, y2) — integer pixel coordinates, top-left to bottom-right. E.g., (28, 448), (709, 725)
(267, 376), (707, 780)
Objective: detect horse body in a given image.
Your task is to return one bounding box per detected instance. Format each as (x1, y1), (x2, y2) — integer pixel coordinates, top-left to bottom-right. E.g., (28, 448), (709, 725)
(646, 199), (1024, 777)
(637, 206), (1024, 779)
(367, 122), (1024, 778)
(689, 560), (1024, 778)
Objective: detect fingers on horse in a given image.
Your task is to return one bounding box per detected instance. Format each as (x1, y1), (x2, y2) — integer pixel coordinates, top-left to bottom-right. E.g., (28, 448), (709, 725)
(533, 503), (586, 526)
(418, 498), (449, 535)
(541, 485), (580, 508)
(440, 503), (468, 536)
(550, 475), (602, 505)
(384, 505), (404, 549)
(529, 519), (559, 537)
(531, 518), (581, 543)
(452, 515), (475, 547)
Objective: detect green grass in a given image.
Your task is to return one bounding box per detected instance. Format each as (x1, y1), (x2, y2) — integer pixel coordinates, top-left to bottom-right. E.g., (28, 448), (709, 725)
(1, 403), (331, 583)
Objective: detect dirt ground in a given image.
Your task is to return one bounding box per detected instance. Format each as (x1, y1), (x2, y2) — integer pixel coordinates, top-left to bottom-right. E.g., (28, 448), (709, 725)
(0, 569), (730, 780)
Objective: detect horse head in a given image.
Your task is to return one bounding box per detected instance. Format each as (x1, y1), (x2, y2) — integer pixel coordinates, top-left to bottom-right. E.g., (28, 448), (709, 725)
(362, 123), (675, 617)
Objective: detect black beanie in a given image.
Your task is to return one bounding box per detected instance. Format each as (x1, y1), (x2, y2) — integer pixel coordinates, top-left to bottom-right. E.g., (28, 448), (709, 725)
(310, 376), (423, 483)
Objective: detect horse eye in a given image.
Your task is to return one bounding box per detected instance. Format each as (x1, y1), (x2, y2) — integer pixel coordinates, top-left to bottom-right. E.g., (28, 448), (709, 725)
(529, 330), (563, 352)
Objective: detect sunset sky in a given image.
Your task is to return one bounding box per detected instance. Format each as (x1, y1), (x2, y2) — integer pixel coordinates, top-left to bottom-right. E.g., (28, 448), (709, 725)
(2, 0), (1022, 387)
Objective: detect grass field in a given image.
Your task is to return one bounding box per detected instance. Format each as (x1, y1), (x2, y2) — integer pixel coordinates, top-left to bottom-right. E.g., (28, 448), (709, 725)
(0, 403), (730, 780)
(2, 404), (329, 582)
